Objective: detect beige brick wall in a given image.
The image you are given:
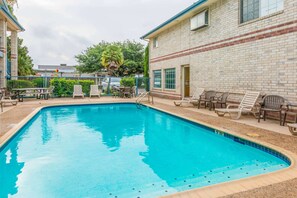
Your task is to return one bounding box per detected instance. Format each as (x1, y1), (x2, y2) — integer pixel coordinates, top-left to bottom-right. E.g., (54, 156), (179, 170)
(149, 0), (297, 101)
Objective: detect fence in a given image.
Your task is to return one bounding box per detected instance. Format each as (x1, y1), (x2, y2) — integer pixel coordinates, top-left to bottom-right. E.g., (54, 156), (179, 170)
(6, 76), (150, 97)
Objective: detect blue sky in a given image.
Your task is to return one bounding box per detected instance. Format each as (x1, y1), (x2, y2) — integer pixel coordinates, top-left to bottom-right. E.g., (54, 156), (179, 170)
(15, 0), (196, 66)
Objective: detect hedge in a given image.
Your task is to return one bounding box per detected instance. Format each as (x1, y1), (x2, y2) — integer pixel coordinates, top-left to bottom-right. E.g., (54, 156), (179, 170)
(32, 78), (44, 87)
(7, 80), (34, 90)
(120, 77), (135, 87)
(50, 78), (95, 97)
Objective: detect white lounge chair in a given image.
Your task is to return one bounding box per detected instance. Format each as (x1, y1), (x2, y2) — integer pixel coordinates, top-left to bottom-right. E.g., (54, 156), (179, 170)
(73, 85), (84, 98)
(0, 95), (18, 112)
(174, 88), (205, 106)
(90, 85), (101, 98)
(215, 91), (260, 120)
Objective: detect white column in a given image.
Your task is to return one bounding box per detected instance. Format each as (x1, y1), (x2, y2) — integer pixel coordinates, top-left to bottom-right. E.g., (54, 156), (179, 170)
(0, 19), (7, 88)
(11, 31), (18, 78)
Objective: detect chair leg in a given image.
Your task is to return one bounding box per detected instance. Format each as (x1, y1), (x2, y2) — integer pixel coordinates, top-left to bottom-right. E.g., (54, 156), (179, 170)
(280, 111), (284, 126)
(209, 102), (213, 111)
(198, 101), (200, 109)
(258, 109), (262, 123)
(263, 111), (266, 121)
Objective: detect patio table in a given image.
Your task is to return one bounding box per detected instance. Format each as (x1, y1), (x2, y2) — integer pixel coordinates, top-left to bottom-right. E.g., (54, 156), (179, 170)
(12, 88), (49, 102)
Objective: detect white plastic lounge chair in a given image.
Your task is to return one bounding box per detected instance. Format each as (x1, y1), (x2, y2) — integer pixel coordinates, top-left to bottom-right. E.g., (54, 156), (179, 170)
(174, 88), (205, 106)
(73, 85), (84, 98)
(0, 95), (18, 112)
(215, 91), (260, 120)
(90, 85), (101, 98)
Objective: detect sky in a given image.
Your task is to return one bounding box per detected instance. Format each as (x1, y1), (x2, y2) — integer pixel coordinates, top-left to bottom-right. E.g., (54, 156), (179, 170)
(14, 0), (196, 67)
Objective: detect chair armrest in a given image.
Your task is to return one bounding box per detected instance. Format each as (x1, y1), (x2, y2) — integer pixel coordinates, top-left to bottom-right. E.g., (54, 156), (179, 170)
(259, 101), (264, 107)
(227, 104), (239, 109)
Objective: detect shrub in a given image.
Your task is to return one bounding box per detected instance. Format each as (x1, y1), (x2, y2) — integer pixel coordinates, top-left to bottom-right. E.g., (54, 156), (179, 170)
(50, 78), (95, 97)
(120, 77), (135, 87)
(7, 80), (34, 90)
(32, 78), (44, 87)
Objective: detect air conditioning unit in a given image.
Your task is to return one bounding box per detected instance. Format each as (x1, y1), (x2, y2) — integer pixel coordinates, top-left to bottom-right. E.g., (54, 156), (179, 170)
(190, 10), (209, 31)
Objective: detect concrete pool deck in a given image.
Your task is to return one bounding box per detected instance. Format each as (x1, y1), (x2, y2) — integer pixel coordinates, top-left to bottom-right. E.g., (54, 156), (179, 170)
(1, 97), (297, 197)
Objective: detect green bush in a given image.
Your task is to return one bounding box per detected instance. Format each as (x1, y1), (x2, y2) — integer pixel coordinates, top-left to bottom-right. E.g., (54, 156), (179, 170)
(32, 78), (44, 87)
(50, 78), (95, 97)
(7, 80), (34, 90)
(120, 77), (135, 87)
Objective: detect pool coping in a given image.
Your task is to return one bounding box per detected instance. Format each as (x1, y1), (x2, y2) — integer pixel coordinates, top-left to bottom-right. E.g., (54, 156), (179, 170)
(1, 101), (297, 198)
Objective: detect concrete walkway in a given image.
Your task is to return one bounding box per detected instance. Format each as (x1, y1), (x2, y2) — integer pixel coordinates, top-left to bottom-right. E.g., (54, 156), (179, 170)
(154, 97), (292, 136)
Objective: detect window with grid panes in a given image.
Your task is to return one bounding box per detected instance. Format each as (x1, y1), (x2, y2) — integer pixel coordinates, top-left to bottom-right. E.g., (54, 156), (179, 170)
(153, 70), (162, 88)
(165, 68), (176, 89)
(241, 0), (283, 23)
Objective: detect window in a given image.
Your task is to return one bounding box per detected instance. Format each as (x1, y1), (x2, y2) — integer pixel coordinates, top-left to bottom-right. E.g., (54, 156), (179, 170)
(165, 68), (176, 89)
(153, 70), (162, 88)
(241, 0), (283, 23)
(260, 0), (284, 16)
(153, 37), (158, 48)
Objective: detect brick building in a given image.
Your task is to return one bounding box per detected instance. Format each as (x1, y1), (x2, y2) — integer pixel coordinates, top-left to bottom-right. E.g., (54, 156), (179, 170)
(141, 0), (297, 101)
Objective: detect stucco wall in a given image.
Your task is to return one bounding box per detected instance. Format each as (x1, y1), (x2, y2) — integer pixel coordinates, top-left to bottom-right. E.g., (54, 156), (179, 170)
(149, 0), (297, 101)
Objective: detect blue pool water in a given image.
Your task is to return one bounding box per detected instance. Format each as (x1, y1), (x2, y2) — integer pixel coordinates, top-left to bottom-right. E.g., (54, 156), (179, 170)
(0, 104), (289, 198)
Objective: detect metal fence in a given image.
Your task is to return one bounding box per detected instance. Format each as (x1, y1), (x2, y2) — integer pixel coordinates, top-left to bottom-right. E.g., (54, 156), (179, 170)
(6, 76), (150, 97)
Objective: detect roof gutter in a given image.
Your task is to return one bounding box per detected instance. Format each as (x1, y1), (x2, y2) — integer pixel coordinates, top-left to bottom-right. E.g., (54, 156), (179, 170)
(140, 0), (207, 40)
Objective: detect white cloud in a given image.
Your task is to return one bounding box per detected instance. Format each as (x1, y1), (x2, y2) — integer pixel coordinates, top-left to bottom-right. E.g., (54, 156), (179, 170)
(14, 0), (196, 66)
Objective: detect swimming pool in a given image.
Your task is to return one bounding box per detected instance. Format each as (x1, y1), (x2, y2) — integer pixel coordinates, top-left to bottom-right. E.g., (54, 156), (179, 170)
(0, 103), (290, 197)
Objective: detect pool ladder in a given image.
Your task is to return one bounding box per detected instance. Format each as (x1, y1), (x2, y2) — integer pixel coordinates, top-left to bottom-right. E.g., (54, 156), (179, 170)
(136, 91), (154, 109)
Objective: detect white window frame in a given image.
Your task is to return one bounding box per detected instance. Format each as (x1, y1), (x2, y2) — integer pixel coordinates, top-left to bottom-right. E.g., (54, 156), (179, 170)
(153, 37), (159, 48)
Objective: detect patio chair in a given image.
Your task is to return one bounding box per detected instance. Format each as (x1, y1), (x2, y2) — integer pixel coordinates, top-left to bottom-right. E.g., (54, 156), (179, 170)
(73, 85), (84, 98)
(1, 88), (17, 99)
(90, 85), (101, 98)
(197, 90), (217, 109)
(210, 92), (229, 111)
(131, 86), (137, 98)
(0, 92), (18, 112)
(111, 86), (120, 98)
(123, 87), (132, 98)
(215, 91), (260, 120)
(174, 88), (205, 106)
(258, 95), (286, 125)
(39, 86), (55, 100)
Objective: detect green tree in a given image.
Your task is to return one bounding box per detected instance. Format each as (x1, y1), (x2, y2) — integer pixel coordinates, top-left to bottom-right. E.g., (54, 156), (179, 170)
(7, 37), (35, 76)
(143, 45), (149, 77)
(76, 40), (144, 77)
(75, 41), (109, 74)
(101, 44), (124, 76)
(114, 40), (144, 76)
